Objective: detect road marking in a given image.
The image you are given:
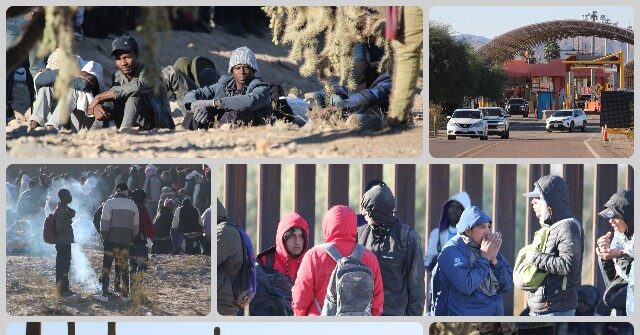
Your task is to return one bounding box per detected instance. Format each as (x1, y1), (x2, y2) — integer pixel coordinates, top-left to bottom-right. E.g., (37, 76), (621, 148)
(453, 141), (501, 158)
(583, 137), (601, 158)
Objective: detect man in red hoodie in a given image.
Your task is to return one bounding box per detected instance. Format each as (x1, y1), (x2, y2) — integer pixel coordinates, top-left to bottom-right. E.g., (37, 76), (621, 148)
(250, 213), (310, 315)
(292, 205), (384, 316)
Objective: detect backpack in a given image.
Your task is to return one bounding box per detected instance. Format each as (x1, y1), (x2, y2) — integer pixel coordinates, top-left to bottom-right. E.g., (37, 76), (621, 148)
(513, 223), (550, 292)
(232, 225), (257, 308)
(513, 218), (580, 292)
(429, 261), (446, 315)
(43, 213), (57, 244)
(315, 243), (374, 316)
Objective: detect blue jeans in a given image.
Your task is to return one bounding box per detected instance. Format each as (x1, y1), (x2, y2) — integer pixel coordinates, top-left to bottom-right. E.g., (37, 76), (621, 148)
(529, 309), (575, 316)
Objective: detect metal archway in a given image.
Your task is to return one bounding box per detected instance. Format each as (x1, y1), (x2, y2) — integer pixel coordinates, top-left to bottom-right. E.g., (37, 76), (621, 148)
(478, 19), (634, 64)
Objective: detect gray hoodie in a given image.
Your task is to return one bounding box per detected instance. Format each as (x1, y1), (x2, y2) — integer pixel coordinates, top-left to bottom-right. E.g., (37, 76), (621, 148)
(526, 175), (584, 313)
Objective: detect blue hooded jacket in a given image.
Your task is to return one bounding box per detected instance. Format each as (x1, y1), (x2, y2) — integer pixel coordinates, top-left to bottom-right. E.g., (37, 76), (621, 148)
(431, 206), (513, 316)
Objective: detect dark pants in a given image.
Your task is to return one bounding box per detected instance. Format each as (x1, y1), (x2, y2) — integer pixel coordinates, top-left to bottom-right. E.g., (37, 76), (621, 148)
(101, 241), (130, 296)
(89, 97), (155, 130)
(202, 236), (211, 255)
(171, 228), (184, 254)
(55, 244), (72, 292)
(184, 236), (202, 254)
(129, 244), (149, 274)
(151, 239), (172, 254)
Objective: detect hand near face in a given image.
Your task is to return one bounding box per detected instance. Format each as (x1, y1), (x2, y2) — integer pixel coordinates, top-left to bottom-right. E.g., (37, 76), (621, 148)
(597, 232), (612, 250)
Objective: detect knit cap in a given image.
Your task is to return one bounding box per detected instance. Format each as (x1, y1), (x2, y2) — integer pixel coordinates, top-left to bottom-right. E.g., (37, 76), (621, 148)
(228, 46), (259, 73)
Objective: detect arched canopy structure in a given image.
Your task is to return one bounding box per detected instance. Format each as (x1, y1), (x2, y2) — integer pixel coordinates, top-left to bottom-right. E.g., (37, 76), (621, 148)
(478, 19), (634, 64)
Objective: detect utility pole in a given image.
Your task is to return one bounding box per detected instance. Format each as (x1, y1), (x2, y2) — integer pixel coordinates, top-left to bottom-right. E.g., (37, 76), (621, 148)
(68, 322), (76, 335)
(108, 322), (116, 335)
(26, 323), (41, 335)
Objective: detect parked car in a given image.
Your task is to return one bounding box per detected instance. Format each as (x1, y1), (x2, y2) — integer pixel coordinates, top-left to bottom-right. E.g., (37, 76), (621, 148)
(546, 109), (587, 132)
(446, 109), (488, 140)
(506, 98), (529, 117)
(479, 107), (510, 139)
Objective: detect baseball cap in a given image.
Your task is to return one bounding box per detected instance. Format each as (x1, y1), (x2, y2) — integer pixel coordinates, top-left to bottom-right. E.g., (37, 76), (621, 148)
(523, 185), (542, 198)
(598, 208), (620, 220)
(111, 36), (139, 58)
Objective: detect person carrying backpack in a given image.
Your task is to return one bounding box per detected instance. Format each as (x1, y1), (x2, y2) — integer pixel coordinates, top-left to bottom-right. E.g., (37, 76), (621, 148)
(522, 175), (584, 316)
(250, 213), (309, 315)
(216, 199), (245, 316)
(292, 205), (383, 316)
(357, 183), (425, 316)
(431, 206), (512, 316)
(54, 188), (76, 297)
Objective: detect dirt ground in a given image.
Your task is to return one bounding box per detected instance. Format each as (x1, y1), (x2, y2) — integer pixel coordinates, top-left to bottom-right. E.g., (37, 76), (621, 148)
(6, 29), (423, 158)
(6, 247), (211, 316)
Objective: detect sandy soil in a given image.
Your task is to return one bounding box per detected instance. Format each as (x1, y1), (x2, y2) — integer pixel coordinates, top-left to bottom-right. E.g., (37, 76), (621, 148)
(6, 28), (423, 158)
(6, 247), (211, 316)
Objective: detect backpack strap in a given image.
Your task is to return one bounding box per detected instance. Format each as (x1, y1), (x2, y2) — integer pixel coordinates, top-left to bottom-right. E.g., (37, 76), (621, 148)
(321, 243), (344, 262)
(349, 244), (366, 262)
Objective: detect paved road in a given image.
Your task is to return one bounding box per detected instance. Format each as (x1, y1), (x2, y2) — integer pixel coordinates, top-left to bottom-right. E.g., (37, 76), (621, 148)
(430, 114), (633, 158)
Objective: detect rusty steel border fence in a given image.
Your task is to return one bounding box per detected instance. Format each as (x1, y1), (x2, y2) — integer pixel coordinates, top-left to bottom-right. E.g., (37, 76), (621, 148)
(221, 164), (633, 316)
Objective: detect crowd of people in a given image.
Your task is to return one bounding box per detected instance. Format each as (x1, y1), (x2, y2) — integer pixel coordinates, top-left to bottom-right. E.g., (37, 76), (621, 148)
(8, 7), (422, 133)
(217, 175), (634, 317)
(6, 164), (211, 301)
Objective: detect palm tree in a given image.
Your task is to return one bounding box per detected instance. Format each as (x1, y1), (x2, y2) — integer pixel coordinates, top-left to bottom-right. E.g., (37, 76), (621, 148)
(26, 323), (41, 335)
(108, 322), (116, 335)
(543, 39), (561, 62)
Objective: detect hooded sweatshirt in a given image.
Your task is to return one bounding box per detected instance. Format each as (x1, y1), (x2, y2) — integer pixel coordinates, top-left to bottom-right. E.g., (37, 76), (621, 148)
(258, 213), (310, 282)
(526, 175), (584, 313)
(425, 191), (472, 269)
(292, 205), (384, 316)
(433, 206), (513, 316)
(216, 199), (243, 316)
(357, 184), (425, 316)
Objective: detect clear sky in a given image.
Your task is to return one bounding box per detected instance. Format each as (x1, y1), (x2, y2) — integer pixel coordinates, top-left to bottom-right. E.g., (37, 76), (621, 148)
(429, 6), (634, 38)
(7, 322), (423, 335)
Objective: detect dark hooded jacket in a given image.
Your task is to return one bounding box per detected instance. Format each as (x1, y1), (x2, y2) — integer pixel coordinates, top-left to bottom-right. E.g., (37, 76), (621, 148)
(250, 213), (310, 316)
(216, 199), (243, 316)
(597, 189), (633, 314)
(527, 175), (584, 313)
(357, 184), (426, 316)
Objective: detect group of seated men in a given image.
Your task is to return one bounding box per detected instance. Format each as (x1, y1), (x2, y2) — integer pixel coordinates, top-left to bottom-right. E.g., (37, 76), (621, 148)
(27, 36), (394, 134)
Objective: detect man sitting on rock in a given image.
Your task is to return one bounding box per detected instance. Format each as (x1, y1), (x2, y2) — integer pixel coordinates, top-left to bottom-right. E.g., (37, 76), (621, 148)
(182, 46), (271, 129)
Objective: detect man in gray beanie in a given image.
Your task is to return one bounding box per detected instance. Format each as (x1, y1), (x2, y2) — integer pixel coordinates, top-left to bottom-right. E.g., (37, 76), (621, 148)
(356, 183), (425, 315)
(183, 46), (271, 129)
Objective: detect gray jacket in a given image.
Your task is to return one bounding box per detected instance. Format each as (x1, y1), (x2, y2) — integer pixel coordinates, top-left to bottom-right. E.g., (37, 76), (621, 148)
(110, 63), (175, 129)
(183, 75), (271, 124)
(54, 204), (75, 245)
(526, 175), (584, 313)
(100, 193), (139, 245)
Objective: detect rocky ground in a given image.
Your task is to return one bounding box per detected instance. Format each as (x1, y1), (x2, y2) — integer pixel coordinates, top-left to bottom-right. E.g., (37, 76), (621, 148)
(6, 28), (423, 158)
(6, 247), (211, 316)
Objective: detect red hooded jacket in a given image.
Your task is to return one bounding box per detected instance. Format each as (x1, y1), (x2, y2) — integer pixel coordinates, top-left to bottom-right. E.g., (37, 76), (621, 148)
(258, 213), (310, 282)
(292, 205), (384, 316)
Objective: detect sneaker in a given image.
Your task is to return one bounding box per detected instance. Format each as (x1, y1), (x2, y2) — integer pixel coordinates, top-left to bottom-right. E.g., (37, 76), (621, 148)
(121, 296), (131, 303)
(93, 294), (109, 302)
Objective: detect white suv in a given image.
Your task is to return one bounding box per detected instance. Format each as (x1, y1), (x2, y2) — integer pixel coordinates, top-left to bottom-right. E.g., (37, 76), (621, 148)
(446, 109), (489, 140)
(546, 109), (587, 132)
(479, 107), (510, 139)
